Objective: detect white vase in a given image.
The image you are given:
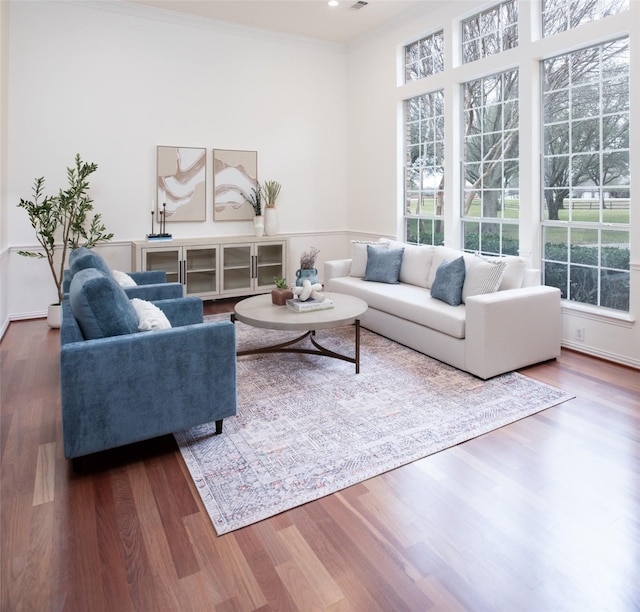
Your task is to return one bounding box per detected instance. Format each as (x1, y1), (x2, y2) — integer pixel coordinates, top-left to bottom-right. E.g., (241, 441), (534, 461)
(254, 215), (265, 237)
(264, 207), (278, 236)
(47, 303), (61, 329)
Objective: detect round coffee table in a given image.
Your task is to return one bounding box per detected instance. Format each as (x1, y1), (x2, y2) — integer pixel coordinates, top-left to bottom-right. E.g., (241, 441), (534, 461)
(233, 292), (368, 373)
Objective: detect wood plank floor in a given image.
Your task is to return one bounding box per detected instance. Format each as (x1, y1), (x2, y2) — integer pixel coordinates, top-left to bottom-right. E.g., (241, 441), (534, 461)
(1, 301), (639, 611)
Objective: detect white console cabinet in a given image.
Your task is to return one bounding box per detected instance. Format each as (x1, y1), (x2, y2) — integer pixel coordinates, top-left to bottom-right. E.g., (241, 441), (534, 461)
(131, 236), (288, 300)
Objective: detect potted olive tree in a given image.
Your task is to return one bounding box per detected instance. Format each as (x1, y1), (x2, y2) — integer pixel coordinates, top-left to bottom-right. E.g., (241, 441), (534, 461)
(17, 154), (113, 327)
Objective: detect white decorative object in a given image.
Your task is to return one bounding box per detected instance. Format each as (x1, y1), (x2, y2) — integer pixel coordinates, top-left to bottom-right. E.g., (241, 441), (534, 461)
(292, 280), (324, 302)
(254, 216), (264, 237)
(111, 270), (137, 287)
(47, 304), (61, 329)
(130, 298), (172, 331)
(264, 207), (278, 236)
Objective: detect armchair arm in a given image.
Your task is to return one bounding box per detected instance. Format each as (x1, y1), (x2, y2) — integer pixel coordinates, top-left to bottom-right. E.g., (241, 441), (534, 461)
(464, 285), (561, 379)
(63, 269), (171, 294)
(130, 270), (167, 285)
(154, 296), (203, 327)
(324, 259), (352, 282)
(124, 282), (184, 301)
(60, 319), (237, 458)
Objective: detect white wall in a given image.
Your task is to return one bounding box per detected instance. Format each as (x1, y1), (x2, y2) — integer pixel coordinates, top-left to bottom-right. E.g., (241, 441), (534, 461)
(4, 0), (638, 369)
(6, 0), (348, 315)
(346, 0), (639, 368)
(0, 0), (9, 336)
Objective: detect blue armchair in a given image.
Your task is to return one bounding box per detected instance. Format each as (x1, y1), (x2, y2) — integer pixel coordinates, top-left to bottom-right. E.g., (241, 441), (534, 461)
(60, 267), (237, 467)
(62, 246), (184, 301)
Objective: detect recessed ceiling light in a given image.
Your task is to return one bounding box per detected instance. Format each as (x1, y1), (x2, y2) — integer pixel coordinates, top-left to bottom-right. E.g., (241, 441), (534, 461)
(328, 0), (339, 6)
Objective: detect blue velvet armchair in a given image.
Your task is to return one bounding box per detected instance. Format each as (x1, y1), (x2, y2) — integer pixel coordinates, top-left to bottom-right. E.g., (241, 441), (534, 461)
(62, 246), (184, 301)
(60, 268), (237, 466)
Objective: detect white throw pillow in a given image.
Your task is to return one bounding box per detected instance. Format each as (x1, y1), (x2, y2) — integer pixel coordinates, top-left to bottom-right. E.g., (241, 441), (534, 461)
(482, 255), (527, 290)
(349, 239), (390, 278)
(130, 298), (172, 331)
(462, 254), (507, 303)
(111, 269), (137, 287)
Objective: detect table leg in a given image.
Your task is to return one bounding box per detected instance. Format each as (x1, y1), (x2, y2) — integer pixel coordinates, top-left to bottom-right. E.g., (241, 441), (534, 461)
(355, 318), (360, 374)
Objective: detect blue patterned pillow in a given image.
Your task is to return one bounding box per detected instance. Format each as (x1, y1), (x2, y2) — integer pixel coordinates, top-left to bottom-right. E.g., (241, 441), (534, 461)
(430, 256), (466, 306)
(363, 245), (405, 284)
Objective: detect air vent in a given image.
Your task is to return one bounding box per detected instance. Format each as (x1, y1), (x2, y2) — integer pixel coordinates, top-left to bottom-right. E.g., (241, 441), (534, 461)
(351, 1), (368, 10)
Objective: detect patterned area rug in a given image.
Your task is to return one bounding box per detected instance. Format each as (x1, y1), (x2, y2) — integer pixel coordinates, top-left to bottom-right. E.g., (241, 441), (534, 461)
(175, 316), (573, 535)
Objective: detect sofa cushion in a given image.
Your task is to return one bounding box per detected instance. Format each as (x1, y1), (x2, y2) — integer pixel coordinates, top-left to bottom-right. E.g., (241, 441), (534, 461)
(69, 247), (111, 279)
(364, 245), (404, 284)
(349, 239), (390, 278)
(130, 298), (172, 331)
(431, 256), (466, 306)
(326, 276), (466, 338)
(388, 241), (434, 288)
(462, 254), (507, 303)
(69, 267), (139, 340)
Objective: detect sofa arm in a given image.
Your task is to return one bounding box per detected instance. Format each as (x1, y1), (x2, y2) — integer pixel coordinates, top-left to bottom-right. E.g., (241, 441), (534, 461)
(60, 319), (237, 458)
(464, 286), (561, 379)
(154, 296), (203, 327)
(325, 259), (352, 282)
(124, 282), (184, 301)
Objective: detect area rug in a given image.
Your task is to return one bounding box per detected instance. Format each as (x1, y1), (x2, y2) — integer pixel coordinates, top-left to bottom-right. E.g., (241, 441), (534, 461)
(175, 316), (573, 535)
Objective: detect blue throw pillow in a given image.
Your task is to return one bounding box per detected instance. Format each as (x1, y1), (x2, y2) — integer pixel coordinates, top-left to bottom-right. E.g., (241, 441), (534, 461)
(430, 256), (466, 306)
(69, 247), (111, 279)
(69, 267), (139, 339)
(363, 245), (405, 284)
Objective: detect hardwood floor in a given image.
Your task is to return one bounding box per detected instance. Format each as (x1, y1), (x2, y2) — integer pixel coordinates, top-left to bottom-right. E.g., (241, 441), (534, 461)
(1, 303), (639, 611)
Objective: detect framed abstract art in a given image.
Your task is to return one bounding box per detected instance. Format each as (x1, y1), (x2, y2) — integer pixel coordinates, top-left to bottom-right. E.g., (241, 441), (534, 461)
(212, 149), (257, 221)
(157, 146), (206, 222)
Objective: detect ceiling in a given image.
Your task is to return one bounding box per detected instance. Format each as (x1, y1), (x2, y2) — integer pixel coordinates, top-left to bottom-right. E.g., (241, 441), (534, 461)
(125, 0), (442, 44)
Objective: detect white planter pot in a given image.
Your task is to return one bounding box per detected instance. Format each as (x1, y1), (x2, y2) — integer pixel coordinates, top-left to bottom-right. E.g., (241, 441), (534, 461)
(47, 303), (62, 329)
(254, 216), (265, 237)
(264, 208), (278, 236)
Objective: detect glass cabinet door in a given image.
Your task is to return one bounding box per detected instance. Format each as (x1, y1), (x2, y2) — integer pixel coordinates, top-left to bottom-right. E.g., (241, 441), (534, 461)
(185, 247), (218, 296)
(144, 247), (181, 284)
(221, 244), (252, 294)
(255, 243), (285, 289)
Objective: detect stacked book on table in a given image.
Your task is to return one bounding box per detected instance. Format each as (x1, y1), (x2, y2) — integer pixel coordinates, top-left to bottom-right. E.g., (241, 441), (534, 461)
(286, 298), (334, 313)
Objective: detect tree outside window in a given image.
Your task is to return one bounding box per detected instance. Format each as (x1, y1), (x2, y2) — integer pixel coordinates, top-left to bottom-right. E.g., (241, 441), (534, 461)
(462, 69), (520, 256)
(404, 90), (445, 245)
(542, 38), (630, 311)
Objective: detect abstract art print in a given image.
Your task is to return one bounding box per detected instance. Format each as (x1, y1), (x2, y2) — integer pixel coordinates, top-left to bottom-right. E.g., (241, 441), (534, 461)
(213, 149), (257, 221)
(157, 146), (206, 222)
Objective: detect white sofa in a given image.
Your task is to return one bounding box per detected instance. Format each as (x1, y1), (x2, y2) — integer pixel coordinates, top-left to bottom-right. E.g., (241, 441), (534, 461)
(324, 241), (561, 379)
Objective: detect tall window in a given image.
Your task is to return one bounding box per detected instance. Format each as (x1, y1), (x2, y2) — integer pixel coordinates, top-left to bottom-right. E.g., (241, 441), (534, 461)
(404, 90), (445, 245)
(404, 31), (444, 83)
(462, 0), (518, 64)
(462, 69), (519, 255)
(542, 38), (630, 311)
(542, 0), (629, 37)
